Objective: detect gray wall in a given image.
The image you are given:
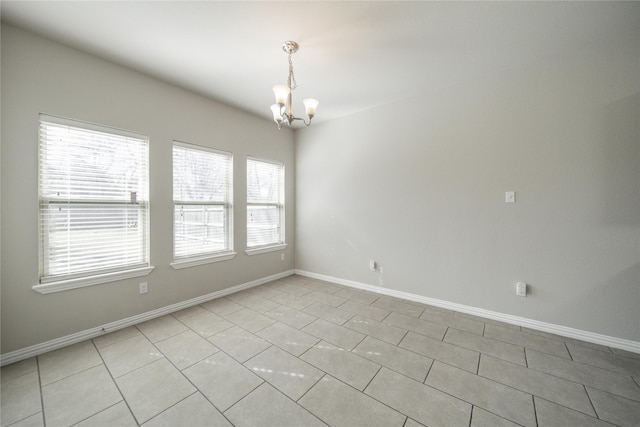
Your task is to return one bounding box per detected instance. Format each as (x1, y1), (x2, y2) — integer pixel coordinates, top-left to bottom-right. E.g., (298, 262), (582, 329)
(295, 29), (639, 341)
(1, 25), (295, 353)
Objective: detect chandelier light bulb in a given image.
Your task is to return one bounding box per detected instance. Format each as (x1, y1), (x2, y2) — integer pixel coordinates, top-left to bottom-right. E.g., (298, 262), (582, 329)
(303, 98), (319, 119)
(272, 85), (290, 107)
(270, 104), (283, 121)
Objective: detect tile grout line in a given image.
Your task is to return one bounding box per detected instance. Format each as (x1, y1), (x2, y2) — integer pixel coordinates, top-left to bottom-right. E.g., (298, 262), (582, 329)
(122, 317), (229, 424)
(220, 378), (266, 418)
(70, 400), (138, 427)
(136, 316), (191, 345)
(291, 339), (315, 361)
(524, 347), (640, 390)
(476, 356), (620, 424)
(347, 338), (435, 390)
(294, 372), (328, 404)
(442, 326), (450, 342)
(350, 329), (369, 350)
(535, 395), (614, 426)
(565, 352), (640, 379)
(425, 363), (530, 426)
(224, 377), (327, 427)
(475, 352), (482, 375)
(489, 349), (640, 409)
(379, 308), (393, 323)
(442, 327), (530, 367)
(177, 377), (237, 425)
(321, 369), (416, 425)
(241, 343), (275, 365)
(304, 332), (447, 411)
(0, 368), (43, 425)
(138, 391), (200, 426)
(36, 358), (103, 388)
(160, 319), (248, 427)
(397, 328), (411, 349)
(565, 341), (574, 361)
(421, 359), (435, 385)
(360, 364), (383, 393)
(36, 355), (46, 426)
(90, 337), (139, 426)
(475, 405), (529, 427)
(583, 385), (601, 421)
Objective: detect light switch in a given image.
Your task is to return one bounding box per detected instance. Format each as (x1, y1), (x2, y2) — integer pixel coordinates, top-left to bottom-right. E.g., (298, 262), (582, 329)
(505, 191), (516, 203)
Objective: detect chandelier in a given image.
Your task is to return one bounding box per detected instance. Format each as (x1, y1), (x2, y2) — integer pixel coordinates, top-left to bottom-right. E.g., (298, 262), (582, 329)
(270, 41), (319, 129)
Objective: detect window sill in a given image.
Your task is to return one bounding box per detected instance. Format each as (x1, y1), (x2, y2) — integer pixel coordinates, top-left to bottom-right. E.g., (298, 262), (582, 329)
(171, 251), (237, 269)
(33, 266), (155, 294)
(245, 243), (287, 256)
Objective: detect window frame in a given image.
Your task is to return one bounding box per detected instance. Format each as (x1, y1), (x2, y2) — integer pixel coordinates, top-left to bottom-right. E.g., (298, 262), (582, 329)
(245, 156), (287, 255)
(34, 114), (153, 294)
(170, 141), (235, 269)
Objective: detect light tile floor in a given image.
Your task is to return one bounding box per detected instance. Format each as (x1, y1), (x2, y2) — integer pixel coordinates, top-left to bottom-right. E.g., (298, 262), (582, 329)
(2, 275), (640, 427)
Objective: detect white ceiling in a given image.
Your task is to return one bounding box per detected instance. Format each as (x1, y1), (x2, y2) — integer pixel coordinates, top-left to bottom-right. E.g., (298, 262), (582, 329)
(2, 1), (638, 126)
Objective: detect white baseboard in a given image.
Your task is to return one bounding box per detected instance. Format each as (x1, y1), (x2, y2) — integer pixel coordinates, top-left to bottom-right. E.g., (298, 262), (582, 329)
(296, 269), (640, 354)
(0, 270), (295, 367)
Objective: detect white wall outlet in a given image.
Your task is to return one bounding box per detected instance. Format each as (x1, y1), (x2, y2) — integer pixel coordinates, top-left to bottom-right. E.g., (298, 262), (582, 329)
(369, 260), (377, 271)
(139, 282), (148, 294)
(281, 253), (285, 261)
(505, 191), (516, 203)
(516, 281), (527, 297)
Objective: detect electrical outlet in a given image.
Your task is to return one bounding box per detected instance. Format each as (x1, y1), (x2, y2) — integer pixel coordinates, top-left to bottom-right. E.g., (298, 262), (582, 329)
(505, 191), (516, 203)
(281, 253), (285, 261)
(369, 260), (377, 271)
(516, 282), (526, 297)
(139, 282), (148, 294)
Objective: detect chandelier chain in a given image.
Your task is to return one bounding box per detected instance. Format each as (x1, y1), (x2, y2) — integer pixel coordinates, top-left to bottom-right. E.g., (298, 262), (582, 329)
(288, 53), (297, 91)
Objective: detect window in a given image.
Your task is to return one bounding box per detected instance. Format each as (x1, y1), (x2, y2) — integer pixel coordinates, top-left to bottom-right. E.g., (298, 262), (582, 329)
(246, 157), (285, 254)
(36, 114), (152, 293)
(172, 142), (234, 268)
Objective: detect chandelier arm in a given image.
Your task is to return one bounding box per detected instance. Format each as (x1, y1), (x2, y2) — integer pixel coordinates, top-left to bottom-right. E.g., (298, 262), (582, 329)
(284, 115), (311, 127)
(282, 111), (294, 126)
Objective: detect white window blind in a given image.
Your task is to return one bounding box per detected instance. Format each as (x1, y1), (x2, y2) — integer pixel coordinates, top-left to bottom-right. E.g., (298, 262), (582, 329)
(247, 157), (285, 248)
(39, 115), (150, 284)
(173, 142), (233, 261)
